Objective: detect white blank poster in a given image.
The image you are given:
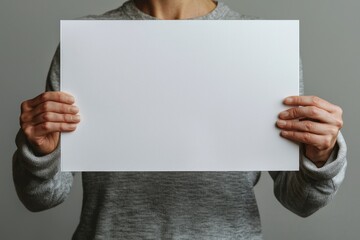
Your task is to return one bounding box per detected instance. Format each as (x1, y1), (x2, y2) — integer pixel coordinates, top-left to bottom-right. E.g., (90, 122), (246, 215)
(60, 20), (299, 171)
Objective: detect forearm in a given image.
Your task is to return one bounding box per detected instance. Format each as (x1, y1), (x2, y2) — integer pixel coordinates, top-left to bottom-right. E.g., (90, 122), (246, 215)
(12, 129), (74, 212)
(269, 132), (347, 217)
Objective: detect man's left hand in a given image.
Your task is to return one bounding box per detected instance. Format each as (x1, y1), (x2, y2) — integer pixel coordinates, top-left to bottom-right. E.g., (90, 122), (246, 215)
(276, 96), (343, 167)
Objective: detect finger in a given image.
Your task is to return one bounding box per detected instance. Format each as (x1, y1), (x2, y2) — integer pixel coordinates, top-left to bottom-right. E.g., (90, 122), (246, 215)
(279, 106), (339, 125)
(280, 131), (334, 151)
(32, 122), (78, 136)
(31, 101), (79, 117)
(21, 100), (33, 113)
(280, 131), (330, 150)
(28, 92), (75, 109)
(31, 112), (81, 125)
(283, 96), (339, 113)
(276, 120), (339, 136)
(20, 102), (79, 123)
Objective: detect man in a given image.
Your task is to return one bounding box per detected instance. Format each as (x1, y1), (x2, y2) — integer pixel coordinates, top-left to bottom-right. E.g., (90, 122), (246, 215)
(13, 1), (347, 239)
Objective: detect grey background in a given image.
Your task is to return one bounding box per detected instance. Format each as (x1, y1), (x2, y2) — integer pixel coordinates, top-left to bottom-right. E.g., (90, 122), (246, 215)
(0, 0), (358, 239)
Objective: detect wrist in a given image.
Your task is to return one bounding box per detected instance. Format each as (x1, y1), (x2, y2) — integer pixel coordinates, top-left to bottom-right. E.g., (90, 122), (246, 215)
(305, 145), (335, 168)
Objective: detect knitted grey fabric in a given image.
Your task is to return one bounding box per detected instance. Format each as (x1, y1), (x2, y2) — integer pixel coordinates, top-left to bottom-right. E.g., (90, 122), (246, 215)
(13, 1), (347, 239)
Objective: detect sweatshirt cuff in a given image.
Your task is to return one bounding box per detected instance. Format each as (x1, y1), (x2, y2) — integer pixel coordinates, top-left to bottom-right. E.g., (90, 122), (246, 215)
(300, 131), (347, 181)
(16, 130), (61, 179)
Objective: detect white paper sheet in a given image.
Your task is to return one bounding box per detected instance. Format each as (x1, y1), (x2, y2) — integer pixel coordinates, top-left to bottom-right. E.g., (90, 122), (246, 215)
(60, 20), (299, 171)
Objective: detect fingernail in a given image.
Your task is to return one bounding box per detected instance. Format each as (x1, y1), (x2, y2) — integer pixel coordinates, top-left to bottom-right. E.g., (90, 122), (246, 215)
(68, 96), (75, 102)
(281, 131), (288, 136)
(74, 115), (81, 121)
(69, 124), (77, 130)
(277, 120), (286, 127)
(284, 98), (293, 104)
(71, 106), (79, 113)
(279, 111), (289, 118)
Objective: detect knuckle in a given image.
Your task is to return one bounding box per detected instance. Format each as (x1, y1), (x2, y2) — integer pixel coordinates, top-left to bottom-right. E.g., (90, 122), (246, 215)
(23, 126), (32, 138)
(309, 106), (319, 116)
(304, 121), (313, 131)
(41, 102), (51, 112)
(311, 96), (321, 105)
(20, 113), (27, 123)
(42, 112), (51, 121)
(303, 133), (312, 143)
(290, 108), (298, 118)
(40, 122), (51, 131)
(20, 101), (28, 112)
(39, 92), (48, 102)
(59, 123), (66, 131)
(322, 136), (333, 150)
(336, 119), (344, 129)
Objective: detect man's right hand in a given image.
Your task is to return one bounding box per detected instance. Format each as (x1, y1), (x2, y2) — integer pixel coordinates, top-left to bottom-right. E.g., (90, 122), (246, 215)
(20, 91), (80, 156)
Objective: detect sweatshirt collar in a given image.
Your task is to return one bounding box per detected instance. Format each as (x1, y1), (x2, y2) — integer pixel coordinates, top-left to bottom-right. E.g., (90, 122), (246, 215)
(123, 0), (229, 20)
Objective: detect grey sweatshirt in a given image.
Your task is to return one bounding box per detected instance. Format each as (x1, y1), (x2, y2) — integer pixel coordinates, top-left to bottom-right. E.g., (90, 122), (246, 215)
(13, 1), (347, 239)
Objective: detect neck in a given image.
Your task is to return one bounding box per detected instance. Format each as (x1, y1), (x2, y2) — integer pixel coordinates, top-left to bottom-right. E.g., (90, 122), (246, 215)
(133, 0), (217, 20)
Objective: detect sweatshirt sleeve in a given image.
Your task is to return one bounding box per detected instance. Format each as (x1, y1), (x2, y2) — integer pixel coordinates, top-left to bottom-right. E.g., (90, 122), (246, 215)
(12, 45), (74, 212)
(269, 59), (348, 217)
